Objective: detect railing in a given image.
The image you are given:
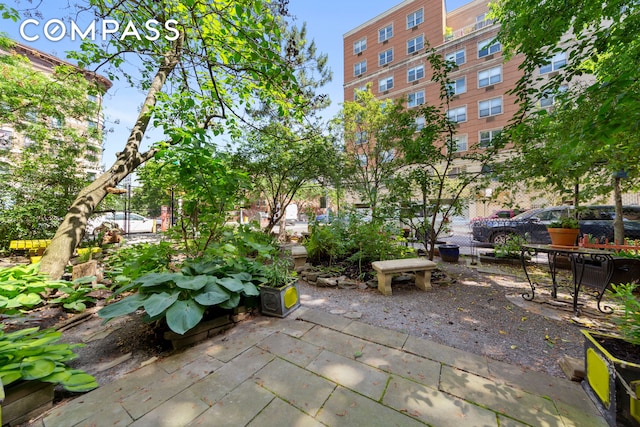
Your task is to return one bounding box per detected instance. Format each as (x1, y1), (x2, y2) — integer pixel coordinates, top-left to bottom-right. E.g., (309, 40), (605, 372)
(444, 19), (495, 43)
(578, 234), (640, 252)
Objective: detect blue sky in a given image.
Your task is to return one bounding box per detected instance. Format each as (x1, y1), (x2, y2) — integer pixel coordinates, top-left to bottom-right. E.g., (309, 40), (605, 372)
(2, 0), (472, 167)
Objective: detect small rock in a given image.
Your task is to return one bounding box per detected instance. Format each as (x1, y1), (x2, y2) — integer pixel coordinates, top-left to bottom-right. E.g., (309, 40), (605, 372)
(366, 279), (378, 288)
(344, 312), (363, 319)
(338, 278), (358, 289)
(317, 277), (338, 287)
(330, 309), (347, 315)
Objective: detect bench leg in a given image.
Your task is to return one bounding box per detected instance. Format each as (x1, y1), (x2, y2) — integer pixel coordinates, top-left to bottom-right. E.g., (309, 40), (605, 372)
(377, 273), (393, 296)
(415, 270), (432, 291)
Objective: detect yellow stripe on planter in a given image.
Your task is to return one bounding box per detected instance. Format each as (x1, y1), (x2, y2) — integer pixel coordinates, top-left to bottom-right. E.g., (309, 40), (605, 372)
(587, 347), (611, 408)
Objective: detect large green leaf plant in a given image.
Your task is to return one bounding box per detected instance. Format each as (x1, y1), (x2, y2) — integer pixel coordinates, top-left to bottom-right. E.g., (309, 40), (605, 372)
(0, 327), (98, 392)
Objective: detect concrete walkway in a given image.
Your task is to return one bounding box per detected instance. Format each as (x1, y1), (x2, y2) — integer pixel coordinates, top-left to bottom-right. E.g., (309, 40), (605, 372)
(33, 307), (606, 427)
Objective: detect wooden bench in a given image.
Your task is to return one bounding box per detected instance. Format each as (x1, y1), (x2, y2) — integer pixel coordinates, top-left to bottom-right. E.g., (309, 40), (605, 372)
(371, 258), (437, 296)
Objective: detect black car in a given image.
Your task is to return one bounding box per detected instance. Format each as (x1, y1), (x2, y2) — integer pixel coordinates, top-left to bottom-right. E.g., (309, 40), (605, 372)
(471, 205), (640, 245)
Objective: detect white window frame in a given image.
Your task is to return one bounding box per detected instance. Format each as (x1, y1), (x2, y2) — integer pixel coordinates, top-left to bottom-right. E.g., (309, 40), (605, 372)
(478, 38), (501, 58)
(407, 9), (424, 29)
(478, 97), (503, 118)
(354, 60), (367, 76)
(447, 106), (467, 123)
(356, 154), (367, 166)
(379, 76), (394, 92)
(354, 38), (367, 55)
(407, 65), (424, 82)
(354, 85), (367, 100)
(379, 49), (393, 66)
(445, 49), (465, 66)
(380, 148), (396, 163)
(478, 65), (502, 88)
(407, 35), (424, 55)
(355, 131), (368, 145)
(540, 85), (568, 107)
(407, 90), (425, 107)
(448, 76), (466, 95)
(379, 24), (393, 42)
(454, 135), (468, 152)
(539, 52), (567, 74)
(479, 129), (501, 147)
(415, 117), (425, 131)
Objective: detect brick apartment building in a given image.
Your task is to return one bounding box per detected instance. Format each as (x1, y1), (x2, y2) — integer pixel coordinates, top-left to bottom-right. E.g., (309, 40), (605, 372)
(0, 41), (112, 180)
(342, 0), (582, 219)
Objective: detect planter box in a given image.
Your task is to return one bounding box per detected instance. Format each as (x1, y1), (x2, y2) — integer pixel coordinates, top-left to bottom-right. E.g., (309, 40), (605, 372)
(260, 281), (300, 318)
(164, 314), (234, 350)
(1, 380), (55, 426)
(582, 330), (640, 427)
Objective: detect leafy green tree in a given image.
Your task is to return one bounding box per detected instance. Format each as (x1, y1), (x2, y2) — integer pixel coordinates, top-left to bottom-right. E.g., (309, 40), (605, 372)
(391, 50), (497, 259)
(339, 86), (412, 219)
(0, 0), (307, 278)
(234, 22), (336, 237)
(0, 45), (102, 248)
(492, 0), (640, 242)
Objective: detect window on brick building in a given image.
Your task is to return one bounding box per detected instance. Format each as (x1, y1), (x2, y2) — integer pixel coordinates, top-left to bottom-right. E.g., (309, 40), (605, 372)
(479, 129), (501, 147)
(445, 49), (465, 66)
(379, 24), (393, 42)
(407, 9), (423, 28)
(379, 49), (393, 66)
(539, 52), (566, 74)
(447, 106), (467, 123)
(407, 35), (424, 54)
(479, 97), (502, 117)
(478, 65), (502, 87)
(453, 135), (468, 152)
(478, 38), (501, 58)
(408, 90), (425, 107)
(379, 76), (394, 92)
(407, 65), (424, 82)
(354, 38), (367, 54)
(447, 76), (466, 95)
(354, 60), (367, 76)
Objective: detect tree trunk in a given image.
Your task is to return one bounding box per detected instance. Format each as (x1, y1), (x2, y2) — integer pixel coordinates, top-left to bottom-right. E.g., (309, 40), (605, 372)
(613, 176), (624, 244)
(39, 37), (183, 279)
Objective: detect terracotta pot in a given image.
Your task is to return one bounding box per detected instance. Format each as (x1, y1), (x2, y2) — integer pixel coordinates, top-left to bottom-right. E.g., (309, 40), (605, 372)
(547, 227), (580, 246)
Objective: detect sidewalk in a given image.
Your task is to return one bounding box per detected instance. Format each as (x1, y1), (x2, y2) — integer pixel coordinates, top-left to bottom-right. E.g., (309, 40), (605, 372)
(32, 307), (607, 427)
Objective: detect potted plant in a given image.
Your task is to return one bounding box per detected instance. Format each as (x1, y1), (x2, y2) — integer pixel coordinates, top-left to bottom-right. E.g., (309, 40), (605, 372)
(547, 217), (580, 246)
(0, 327), (98, 426)
(581, 283), (640, 427)
(259, 257), (300, 318)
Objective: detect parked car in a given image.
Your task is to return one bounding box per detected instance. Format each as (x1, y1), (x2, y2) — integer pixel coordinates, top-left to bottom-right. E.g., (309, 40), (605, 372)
(471, 205), (640, 245)
(87, 212), (156, 234)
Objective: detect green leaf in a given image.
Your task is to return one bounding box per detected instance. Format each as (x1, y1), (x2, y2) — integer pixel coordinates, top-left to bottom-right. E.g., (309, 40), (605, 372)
(193, 281), (230, 306)
(173, 274), (208, 291)
(20, 359), (56, 380)
(143, 291), (180, 317)
(230, 272), (252, 282)
(242, 282), (260, 297)
(59, 371), (98, 392)
(135, 272), (179, 287)
(217, 277), (244, 293)
(98, 293), (147, 320)
(165, 300), (205, 335)
(218, 292), (241, 310)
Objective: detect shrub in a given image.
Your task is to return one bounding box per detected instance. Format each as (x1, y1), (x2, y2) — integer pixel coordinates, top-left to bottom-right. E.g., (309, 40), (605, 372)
(611, 283), (640, 345)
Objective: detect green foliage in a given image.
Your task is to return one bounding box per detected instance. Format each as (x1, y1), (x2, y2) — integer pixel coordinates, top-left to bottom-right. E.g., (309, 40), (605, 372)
(548, 217), (579, 229)
(494, 234), (527, 259)
(262, 257), (295, 289)
(0, 55), (101, 248)
(99, 245), (270, 335)
(610, 283), (640, 346)
(0, 326), (98, 392)
(104, 242), (175, 285)
(0, 264), (101, 314)
(305, 215), (414, 274)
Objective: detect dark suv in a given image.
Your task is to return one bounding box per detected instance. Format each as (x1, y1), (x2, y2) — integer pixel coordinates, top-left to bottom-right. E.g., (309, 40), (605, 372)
(471, 205), (640, 245)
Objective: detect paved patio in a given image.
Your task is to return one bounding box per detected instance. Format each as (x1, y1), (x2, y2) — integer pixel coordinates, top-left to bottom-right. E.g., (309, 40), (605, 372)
(30, 307), (607, 427)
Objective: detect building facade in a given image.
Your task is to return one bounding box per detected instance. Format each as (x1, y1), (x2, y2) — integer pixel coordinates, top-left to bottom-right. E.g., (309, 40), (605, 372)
(342, 0), (585, 219)
(0, 41), (112, 180)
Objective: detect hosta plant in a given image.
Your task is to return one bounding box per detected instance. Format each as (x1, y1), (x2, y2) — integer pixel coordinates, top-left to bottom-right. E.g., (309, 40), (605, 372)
(98, 257), (266, 335)
(0, 326), (98, 392)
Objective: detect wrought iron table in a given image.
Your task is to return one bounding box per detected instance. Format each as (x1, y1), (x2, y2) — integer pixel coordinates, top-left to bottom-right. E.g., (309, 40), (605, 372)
(520, 244), (615, 315)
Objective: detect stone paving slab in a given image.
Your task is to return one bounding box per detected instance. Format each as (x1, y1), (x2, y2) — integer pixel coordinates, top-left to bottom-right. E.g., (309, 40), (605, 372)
(256, 331), (323, 368)
(253, 357), (336, 416)
(317, 386), (426, 427)
(341, 320), (409, 349)
(186, 380), (274, 427)
(305, 349), (389, 401)
(30, 308), (607, 427)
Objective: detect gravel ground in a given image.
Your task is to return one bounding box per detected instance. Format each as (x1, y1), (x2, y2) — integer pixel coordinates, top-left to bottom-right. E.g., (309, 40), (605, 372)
(296, 259), (619, 379)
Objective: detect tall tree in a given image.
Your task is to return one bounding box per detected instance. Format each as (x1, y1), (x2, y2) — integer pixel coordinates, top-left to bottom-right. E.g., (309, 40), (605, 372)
(0, 0), (306, 278)
(235, 22), (336, 237)
(339, 86), (411, 219)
